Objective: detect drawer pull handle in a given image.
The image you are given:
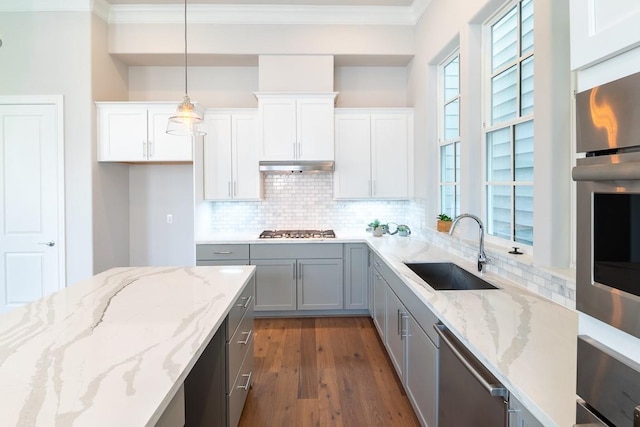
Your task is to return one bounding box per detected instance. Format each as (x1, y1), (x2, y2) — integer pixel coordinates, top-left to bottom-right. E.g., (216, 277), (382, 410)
(238, 329), (252, 345)
(236, 295), (252, 309)
(213, 251), (232, 254)
(237, 371), (252, 391)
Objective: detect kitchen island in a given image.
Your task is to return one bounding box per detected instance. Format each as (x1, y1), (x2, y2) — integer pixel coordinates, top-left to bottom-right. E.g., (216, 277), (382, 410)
(0, 266), (256, 426)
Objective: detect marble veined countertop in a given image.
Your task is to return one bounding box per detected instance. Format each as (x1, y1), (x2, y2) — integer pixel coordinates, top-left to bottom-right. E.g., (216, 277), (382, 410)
(197, 233), (578, 426)
(0, 266), (256, 427)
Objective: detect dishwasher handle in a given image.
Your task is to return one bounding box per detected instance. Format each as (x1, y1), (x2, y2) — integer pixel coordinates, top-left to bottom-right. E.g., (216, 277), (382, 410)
(434, 323), (508, 398)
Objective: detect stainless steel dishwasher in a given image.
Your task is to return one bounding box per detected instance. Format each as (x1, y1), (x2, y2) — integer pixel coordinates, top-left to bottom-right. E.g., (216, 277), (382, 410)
(435, 323), (509, 427)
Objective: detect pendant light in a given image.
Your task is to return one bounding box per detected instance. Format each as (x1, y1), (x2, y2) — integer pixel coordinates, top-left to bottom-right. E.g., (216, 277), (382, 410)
(167, 0), (205, 136)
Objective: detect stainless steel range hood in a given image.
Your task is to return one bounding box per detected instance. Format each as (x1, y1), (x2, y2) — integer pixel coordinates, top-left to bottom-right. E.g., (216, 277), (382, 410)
(259, 160), (334, 173)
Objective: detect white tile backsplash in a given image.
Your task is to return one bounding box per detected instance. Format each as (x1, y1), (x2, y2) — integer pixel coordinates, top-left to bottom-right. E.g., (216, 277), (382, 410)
(207, 173), (410, 232)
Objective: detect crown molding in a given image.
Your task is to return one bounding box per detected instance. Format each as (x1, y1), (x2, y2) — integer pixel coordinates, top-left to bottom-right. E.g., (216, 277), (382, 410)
(0, 0), (93, 12)
(0, 0), (431, 26)
(109, 3), (415, 25)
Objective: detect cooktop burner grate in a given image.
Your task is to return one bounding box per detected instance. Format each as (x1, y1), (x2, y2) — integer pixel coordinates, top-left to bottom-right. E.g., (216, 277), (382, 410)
(259, 229), (336, 239)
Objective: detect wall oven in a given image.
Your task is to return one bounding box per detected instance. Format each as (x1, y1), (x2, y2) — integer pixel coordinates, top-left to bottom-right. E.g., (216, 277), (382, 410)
(573, 71), (640, 340)
(573, 151), (640, 339)
(573, 71), (640, 427)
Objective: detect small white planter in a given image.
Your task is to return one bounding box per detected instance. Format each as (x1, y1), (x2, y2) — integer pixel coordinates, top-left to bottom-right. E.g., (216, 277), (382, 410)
(372, 226), (384, 237)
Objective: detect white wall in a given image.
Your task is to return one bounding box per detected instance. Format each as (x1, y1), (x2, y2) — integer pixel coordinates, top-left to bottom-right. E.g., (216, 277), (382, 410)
(110, 22), (414, 58)
(128, 66), (259, 107)
(335, 66), (408, 107)
(129, 165), (195, 266)
(0, 11), (95, 285)
(91, 13), (131, 274)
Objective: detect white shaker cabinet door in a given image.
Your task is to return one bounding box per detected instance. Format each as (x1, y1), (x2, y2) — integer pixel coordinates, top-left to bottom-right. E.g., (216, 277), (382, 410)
(334, 113), (372, 199)
(296, 97), (335, 161)
(147, 107), (193, 161)
(258, 98), (297, 160)
(97, 103), (193, 162)
(98, 105), (148, 161)
(371, 113), (409, 199)
(203, 113), (233, 200)
(231, 113), (261, 200)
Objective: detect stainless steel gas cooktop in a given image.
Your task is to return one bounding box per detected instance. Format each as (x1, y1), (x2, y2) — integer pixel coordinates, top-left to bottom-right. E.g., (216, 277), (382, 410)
(259, 229), (336, 239)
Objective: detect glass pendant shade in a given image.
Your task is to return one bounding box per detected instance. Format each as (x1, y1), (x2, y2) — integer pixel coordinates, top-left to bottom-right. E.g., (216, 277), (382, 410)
(167, 0), (206, 137)
(166, 95), (205, 136)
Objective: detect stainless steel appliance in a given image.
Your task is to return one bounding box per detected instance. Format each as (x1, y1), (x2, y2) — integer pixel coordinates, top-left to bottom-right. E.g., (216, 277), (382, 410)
(434, 324), (508, 427)
(573, 71), (640, 339)
(258, 229), (336, 239)
(573, 71), (640, 427)
(575, 336), (640, 427)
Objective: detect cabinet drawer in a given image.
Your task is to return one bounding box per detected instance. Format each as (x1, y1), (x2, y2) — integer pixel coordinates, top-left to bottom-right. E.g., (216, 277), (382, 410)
(228, 307), (254, 392)
(250, 243), (342, 259)
(228, 340), (254, 427)
(228, 277), (254, 339)
(196, 260), (249, 266)
(196, 244), (250, 261)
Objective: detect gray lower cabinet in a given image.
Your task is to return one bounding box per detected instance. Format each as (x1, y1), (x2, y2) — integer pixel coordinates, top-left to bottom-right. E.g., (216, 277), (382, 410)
(196, 244), (250, 266)
(385, 286), (407, 380)
(344, 243), (369, 310)
(297, 258), (344, 310)
(406, 315), (438, 427)
(508, 395), (544, 427)
(251, 259), (297, 311)
(251, 243), (344, 312)
(184, 275), (254, 427)
(372, 269), (387, 340)
(371, 253), (439, 427)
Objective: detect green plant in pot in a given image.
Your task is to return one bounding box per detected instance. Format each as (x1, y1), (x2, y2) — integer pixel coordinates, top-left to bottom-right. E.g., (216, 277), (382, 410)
(368, 219), (384, 237)
(437, 213), (453, 232)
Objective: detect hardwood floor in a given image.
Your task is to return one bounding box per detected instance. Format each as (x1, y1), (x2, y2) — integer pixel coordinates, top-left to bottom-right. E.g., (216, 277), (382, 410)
(239, 317), (421, 427)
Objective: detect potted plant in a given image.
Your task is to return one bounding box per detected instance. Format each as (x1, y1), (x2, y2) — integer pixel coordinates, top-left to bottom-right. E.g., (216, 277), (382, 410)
(437, 213), (453, 232)
(368, 219), (384, 237)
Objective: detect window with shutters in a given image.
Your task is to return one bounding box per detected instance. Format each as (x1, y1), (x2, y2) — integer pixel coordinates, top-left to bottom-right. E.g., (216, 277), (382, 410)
(438, 52), (460, 219)
(484, 0), (534, 246)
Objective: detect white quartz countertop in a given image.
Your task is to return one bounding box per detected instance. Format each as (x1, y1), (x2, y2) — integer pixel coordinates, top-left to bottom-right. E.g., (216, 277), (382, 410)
(0, 265), (256, 427)
(197, 233), (577, 426)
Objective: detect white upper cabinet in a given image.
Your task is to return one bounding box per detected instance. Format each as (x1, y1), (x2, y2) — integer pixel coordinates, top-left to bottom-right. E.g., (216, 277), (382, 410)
(97, 103), (193, 162)
(570, 0), (640, 70)
(255, 93), (337, 161)
(203, 110), (261, 201)
(334, 113), (372, 198)
(334, 109), (413, 200)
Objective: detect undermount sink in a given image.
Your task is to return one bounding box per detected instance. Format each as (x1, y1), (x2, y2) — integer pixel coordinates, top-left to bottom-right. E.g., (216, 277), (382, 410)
(404, 262), (499, 291)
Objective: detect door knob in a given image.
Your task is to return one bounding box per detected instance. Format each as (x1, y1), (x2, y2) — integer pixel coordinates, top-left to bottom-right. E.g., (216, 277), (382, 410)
(38, 241), (55, 247)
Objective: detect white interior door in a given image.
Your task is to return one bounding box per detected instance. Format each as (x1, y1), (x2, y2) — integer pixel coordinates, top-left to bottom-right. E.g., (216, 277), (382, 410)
(0, 99), (64, 314)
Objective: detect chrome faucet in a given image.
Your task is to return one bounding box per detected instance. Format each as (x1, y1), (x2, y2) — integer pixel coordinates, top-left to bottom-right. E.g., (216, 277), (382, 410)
(449, 214), (490, 272)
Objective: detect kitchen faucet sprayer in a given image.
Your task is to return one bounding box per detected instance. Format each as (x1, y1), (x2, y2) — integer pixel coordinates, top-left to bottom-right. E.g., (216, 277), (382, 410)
(449, 214), (490, 272)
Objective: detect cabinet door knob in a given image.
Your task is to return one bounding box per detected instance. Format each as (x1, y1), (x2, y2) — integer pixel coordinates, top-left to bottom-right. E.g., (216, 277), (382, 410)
(38, 241), (55, 247)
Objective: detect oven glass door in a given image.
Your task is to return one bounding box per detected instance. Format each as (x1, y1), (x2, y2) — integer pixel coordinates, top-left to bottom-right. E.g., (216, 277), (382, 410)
(573, 151), (640, 340)
(593, 193), (640, 297)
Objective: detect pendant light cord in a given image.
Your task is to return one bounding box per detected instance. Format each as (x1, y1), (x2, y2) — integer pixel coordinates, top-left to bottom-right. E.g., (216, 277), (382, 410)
(183, 0), (188, 97)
